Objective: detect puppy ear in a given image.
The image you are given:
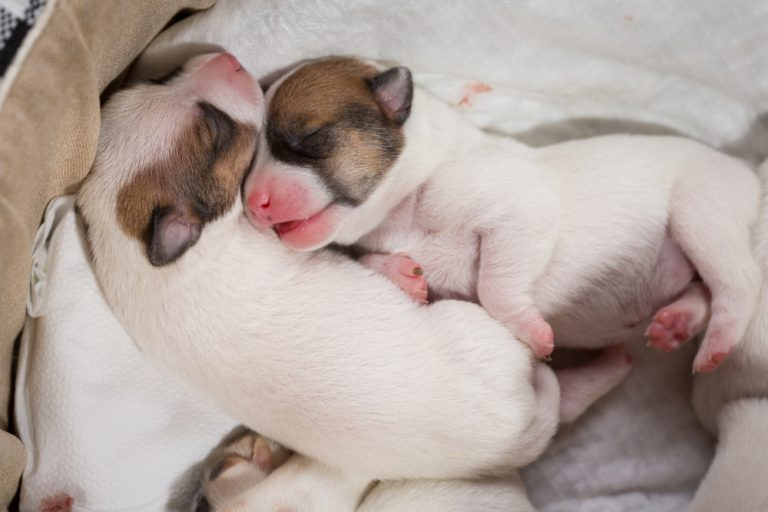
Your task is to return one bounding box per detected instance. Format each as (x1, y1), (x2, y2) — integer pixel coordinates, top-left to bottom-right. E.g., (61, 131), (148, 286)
(147, 204), (203, 267)
(368, 66), (413, 125)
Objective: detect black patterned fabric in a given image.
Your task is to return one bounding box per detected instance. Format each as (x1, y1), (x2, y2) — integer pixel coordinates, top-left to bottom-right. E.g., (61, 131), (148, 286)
(0, 0), (47, 77)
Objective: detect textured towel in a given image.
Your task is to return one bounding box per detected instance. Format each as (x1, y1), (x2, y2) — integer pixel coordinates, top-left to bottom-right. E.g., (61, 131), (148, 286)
(15, 197), (238, 511)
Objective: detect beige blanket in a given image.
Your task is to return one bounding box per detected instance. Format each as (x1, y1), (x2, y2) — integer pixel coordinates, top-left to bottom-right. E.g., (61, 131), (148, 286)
(0, 1), (215, 508)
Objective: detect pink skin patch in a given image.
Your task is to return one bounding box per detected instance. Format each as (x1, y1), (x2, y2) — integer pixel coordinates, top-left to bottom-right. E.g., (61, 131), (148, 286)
(458, 81), (493, 109)
(360, 253), (429, 303)
(40, 494), (73, 512)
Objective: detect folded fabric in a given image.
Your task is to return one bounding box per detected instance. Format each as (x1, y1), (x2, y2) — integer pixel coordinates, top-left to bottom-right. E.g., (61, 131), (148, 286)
(15, 197), (238, 511)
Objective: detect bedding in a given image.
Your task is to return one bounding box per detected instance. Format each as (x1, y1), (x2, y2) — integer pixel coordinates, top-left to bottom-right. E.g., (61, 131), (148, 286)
(16, 197), (239, 511)
(0, 0), (216, 506)
(7, 0), (768, 509)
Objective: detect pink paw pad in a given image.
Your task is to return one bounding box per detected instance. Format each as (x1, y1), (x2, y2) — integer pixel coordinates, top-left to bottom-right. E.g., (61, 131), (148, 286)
(694, 351), (729, 373)
(692, 326), (736, 373)
(645, 309), (695, 352)
(40, 494), (73, 512)
(362, 253), (428, 303)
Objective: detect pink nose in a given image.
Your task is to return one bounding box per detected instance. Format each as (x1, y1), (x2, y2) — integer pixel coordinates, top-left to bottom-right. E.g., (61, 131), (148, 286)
(217, 52), (243, 72)
(247, 190), (272, 221)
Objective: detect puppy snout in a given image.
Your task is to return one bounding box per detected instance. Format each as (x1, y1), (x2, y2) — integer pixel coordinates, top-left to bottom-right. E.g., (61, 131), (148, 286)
(246, 190), (274, 228)
(206, 52), (243, 74)
(193, 52), (244, 77)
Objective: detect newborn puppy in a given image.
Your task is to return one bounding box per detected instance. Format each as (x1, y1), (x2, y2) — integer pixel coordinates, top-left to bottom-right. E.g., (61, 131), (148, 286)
(243, 57), (761, 373)
(77, 52), (627, 511)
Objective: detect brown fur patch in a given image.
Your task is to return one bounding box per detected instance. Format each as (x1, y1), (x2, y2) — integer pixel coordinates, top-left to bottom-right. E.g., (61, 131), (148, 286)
(117, 102), (256, 251)
(267, 58), (405, 205)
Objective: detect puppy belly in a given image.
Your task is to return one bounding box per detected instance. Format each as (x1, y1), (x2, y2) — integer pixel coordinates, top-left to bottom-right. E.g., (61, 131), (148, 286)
(540, 232), (696, 348)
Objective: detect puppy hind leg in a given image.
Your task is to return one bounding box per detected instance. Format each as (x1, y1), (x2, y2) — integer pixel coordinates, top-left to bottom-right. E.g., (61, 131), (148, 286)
(478, 230), (557, 358)
(556, 344), (633, 423)
(668, 171), (761, 373)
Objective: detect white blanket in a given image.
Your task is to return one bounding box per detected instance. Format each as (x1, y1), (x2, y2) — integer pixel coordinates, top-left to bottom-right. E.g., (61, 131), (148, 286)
(15, 197), (238, 511)
(134, 0), (768, 162)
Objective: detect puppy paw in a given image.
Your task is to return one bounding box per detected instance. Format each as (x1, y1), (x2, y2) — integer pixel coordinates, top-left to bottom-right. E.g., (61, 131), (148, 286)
(360, 253), (428, 303)
(646, 283), (709, 352)
(693, 330), (734, 373)
(645, 309), (696, 351)
(200, 428), (290, 509)
(517, 315), (554, 359)
(40, 494), (73, 512)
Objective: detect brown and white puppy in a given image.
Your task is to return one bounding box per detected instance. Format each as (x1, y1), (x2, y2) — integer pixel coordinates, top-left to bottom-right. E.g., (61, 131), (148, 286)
(77, 53), (629, 512)
(243, 56), (761, 374)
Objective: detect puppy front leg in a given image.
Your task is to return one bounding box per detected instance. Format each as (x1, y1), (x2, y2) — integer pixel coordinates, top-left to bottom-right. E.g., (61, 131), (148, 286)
(477, 226), (558, 358)
(359, 253), (428, 304)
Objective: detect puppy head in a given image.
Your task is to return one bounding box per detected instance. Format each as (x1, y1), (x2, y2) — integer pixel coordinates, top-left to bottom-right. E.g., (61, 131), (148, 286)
(242, 57), (413, 251)
(79, 52), (262, 266)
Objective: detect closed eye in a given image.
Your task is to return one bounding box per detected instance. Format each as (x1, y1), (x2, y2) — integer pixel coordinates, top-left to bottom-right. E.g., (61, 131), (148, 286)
(149, 66), (183, 85)
(286, 124), (336, 159)
(197, 101), (236, 156)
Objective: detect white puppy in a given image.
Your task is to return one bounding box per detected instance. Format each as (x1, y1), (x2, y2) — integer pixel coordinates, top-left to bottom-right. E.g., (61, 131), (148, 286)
(77, 53), (628, 511)
(243, 57), (761, 373)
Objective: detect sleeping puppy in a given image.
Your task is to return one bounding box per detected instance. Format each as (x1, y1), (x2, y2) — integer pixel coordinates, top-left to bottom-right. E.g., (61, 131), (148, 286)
(77, 53), (629, 511)
(243, 56), (761, 373)
(687, 159), (768, 512)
